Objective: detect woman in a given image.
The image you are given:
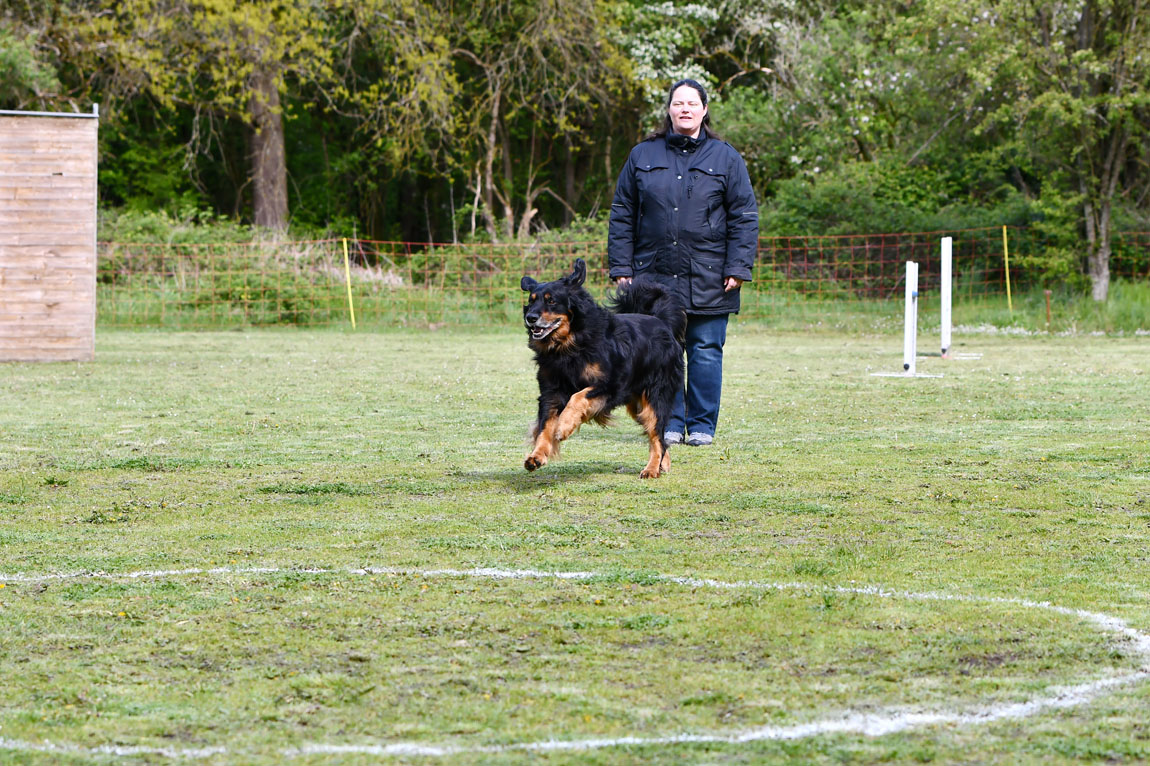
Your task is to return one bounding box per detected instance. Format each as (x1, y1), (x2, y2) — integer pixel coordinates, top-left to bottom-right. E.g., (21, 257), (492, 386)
(608, 78), (758, 446)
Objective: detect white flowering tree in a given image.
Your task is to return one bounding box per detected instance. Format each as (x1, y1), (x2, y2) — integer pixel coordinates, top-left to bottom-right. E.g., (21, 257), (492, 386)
(615, 1), (720, 129)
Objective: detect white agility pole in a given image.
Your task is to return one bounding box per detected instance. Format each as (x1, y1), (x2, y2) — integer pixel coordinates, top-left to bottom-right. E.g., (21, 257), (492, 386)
(903, 261), (918, 373)
(940, 237), (952, 359)
(872, 260), (941, 378)
(938, 236), (982, 361)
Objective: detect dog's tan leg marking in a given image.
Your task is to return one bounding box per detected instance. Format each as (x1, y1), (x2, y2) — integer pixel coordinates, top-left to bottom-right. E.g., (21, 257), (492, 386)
(628, 394), (665, 479)
(555, 387), (606, 442)
(525, 415), (560, 471)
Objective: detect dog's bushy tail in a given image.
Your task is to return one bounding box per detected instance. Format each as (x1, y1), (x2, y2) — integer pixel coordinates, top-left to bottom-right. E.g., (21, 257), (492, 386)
(610, 282), (687, 346)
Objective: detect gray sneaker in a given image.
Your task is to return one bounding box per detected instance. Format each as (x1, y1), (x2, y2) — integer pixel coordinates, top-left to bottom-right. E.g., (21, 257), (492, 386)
(685, 432), (713, 447)
(664, 431), (684, 445)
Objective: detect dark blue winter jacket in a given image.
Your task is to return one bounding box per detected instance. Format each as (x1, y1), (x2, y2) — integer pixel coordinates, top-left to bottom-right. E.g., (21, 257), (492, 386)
(607, 131), (758, 315)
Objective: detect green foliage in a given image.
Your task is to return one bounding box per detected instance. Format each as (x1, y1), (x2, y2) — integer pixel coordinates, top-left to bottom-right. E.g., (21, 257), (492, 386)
(98, 107), (208, 212)
(99, 207), (256, 244)
(179, 269), (336, 326)
(7, 0), (1149, 292)
(760, 161), (1037, 236)
(1043, 279), (1150, 334)
(0, 27), (60, 109)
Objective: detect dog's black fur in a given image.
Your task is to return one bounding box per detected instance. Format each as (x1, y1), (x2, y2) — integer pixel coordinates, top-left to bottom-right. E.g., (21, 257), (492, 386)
(520, 258), (686, 478)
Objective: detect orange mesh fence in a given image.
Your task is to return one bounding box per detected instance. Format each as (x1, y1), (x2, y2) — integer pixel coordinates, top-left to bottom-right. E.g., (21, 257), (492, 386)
(96, 228), (1150, 328)
(1113, 230), (1150, 280)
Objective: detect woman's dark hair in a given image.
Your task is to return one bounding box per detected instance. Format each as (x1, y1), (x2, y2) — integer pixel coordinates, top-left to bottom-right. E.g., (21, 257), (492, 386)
(645, 78), (722, 141)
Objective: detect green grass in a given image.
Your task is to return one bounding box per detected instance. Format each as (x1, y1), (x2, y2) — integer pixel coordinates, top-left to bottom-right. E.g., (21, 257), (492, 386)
(1, 327), (1148, 764)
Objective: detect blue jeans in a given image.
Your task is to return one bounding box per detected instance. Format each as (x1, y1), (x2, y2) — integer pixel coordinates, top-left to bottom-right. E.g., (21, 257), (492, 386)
(667, 314), (729, 437)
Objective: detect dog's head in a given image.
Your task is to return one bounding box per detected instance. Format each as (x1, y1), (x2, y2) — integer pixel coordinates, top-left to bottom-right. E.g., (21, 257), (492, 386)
(521, 259), (587, 347)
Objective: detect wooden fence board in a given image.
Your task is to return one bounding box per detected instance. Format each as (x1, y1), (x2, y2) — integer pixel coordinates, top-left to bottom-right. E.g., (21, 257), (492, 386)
(0, 174), (94, 188)
(12, 188), (94, 201)
(3, 233), (96, 247)
(0, 245), (96, 259)
(0, 110), (96, 362)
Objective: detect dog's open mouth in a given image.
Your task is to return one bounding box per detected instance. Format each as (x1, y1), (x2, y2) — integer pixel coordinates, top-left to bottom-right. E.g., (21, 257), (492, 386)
(527, 319), (560, 340)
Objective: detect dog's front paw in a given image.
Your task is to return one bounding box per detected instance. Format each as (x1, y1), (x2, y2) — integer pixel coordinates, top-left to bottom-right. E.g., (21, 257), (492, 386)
(639, 466), (662, 479)
(525, 454), (548, 472)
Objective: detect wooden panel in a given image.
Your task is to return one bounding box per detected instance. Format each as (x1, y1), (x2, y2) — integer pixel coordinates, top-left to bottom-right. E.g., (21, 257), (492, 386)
(0, 151), (94, 163)
(0, 139), (91, 152)
(0, 259), (97, 274)
(2, 233), (94, 247)
(0, 322), (95, 338)
(0, 244), (97, 259)
(0, 306), (95, 320)
(10, 188), (95, 202)
(0, 339), (94, 348)
(1, 223), (98, 237)
(0, 327), (94, 340)
(0, 163), (95, 177)
(0, 288), (95, 303)
(0, 208), (99, 224)
(0, 121), (96, 143)
(0, 175), (93, 190)
(0, 343), (94, 362)
(0, 112), (96, 362)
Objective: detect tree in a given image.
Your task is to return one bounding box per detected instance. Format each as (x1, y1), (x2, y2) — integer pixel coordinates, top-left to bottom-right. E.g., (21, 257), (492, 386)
(55, 0), (339, 231)
(0, 27), (62, 109)
(445, 0), (633, 242)
(915, 0), (1150, 300)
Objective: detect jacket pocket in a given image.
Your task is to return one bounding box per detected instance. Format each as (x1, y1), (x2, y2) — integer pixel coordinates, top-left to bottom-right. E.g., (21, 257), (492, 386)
(635, 164), (668, 247)
(690, 254), (727, 309)
(706, 203), (728, 243)
(690, 166), (727, 203)
(689, 166), (726, 240)
(635, 163), (669, 203)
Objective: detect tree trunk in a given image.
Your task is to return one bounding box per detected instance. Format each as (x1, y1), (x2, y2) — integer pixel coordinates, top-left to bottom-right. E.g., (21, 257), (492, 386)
(563, 135), (576, 226)
(1084, 195), (1113, 302)
(481, 84), (501, 242)
(250, 69), (288, 232)
(498, 117), (514, 241)
(1082, 121), (1127, 302)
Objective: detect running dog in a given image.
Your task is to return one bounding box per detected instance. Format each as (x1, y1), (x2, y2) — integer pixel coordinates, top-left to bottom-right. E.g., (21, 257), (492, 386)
(520, 258), (686, 478)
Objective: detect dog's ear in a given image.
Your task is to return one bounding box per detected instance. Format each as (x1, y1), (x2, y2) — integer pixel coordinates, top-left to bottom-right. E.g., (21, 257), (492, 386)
(566, 258), (586, 287)
(521, 276), (538, 292)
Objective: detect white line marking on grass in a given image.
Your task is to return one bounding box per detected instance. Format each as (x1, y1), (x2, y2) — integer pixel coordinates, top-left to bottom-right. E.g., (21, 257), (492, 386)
(2, 566), (1148, 760)
(0, 736), (225, 759)
(287, 671), (1150, 757)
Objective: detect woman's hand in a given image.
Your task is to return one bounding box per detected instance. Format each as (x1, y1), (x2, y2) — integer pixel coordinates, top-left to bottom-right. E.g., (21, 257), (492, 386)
(723, 276), (744, 292)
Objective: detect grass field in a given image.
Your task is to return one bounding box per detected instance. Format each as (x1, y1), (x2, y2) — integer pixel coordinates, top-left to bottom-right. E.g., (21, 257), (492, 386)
(1, 325), (1148, 764)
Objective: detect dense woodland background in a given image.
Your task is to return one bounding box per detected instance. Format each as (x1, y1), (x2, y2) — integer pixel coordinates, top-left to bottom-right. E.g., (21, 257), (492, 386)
(3, 0), (1149, 300)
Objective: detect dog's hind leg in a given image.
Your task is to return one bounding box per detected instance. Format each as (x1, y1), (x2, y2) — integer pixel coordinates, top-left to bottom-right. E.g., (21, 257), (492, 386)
(627, 394), (667, 478)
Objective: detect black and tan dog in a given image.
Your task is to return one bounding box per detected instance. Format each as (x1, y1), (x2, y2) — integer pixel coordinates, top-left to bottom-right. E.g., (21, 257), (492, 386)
(520, 259), (686, 478)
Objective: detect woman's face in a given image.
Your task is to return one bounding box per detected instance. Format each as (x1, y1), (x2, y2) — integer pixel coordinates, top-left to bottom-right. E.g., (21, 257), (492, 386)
(668, 85), (707, 138)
